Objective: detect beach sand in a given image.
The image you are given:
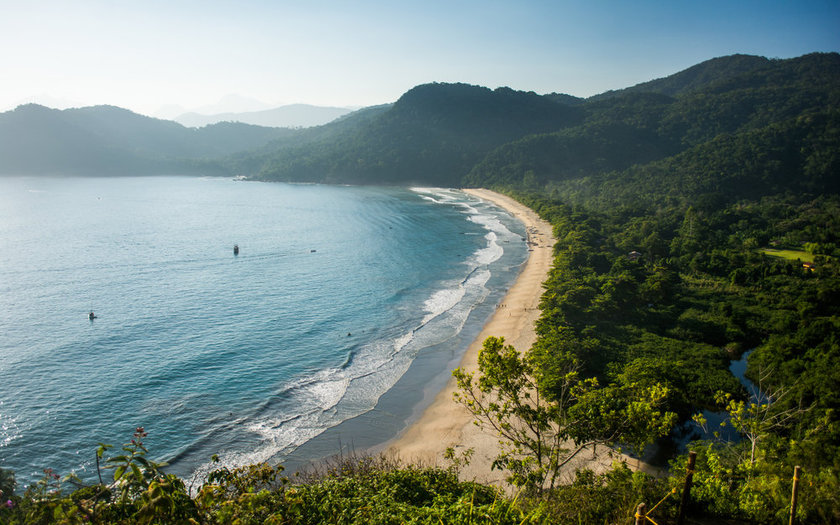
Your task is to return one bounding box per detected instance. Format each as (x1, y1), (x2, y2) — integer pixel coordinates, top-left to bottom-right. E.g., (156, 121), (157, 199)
(384, 188), (654, 487)
(382, 189), (557, 484)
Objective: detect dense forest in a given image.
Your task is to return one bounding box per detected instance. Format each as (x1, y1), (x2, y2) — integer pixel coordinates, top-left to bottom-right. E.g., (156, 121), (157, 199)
(1, 52), (838, 523)
(239, 52), (838, 194)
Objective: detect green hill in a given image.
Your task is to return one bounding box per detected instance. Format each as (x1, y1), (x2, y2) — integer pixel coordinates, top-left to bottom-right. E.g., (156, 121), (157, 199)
(464, 53), (839, 206)
(237, 52), (839, 205)
(246, 83), (582, 185)
(590, 53), (772, 99)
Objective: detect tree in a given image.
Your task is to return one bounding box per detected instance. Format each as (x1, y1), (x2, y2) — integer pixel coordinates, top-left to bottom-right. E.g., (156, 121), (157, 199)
(453, 336), (676, 490)
(697, 369), (813, 467)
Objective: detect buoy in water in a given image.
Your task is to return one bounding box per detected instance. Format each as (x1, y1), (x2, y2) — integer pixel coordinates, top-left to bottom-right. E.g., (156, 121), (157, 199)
(233, 244), (239, 255)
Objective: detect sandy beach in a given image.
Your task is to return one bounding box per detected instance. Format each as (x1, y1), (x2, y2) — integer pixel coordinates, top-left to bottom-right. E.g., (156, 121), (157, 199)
(383, 188), (659, 486)
(384, 188), (562, 485)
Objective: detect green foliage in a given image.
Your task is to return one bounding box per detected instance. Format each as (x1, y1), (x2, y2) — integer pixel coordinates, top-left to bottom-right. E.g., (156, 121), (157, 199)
(532, 463), (674, 524)
(453, 336), (675, 490)
(1, 428), (198, 525)
(0, 466), (15, 502)
(11, 439), (652, 525)
(675, 442), (840, 524)
(494, 117), (839, 516)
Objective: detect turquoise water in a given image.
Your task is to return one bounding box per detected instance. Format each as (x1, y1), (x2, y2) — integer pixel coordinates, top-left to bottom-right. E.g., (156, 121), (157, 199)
(0, 176), (526, 487)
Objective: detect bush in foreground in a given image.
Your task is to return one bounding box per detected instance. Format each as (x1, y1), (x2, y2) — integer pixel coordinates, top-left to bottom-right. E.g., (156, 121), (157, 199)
(0, 431), (675, 524)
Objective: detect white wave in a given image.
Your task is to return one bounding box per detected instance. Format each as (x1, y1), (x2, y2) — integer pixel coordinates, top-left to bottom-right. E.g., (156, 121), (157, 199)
(416, 194), (443, 204)
(392, 331), (415, 356)
(411, 187), (472, 209)
(190, 343), (413, 479)
(309, 377), (351, 412)
(470, 232), (503, 266)
(467, 212), (515, 238)
(422, 286), (467, 324)
(190, 264), (492, 481)
(189, 188), (519, 484)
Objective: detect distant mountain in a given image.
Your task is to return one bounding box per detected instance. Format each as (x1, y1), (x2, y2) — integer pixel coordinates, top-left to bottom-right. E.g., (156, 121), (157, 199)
(194, 94), (273, 114)
(156, 94), (274, 119)
(0, 104), (294, 176)
(174, 104), (355, 128)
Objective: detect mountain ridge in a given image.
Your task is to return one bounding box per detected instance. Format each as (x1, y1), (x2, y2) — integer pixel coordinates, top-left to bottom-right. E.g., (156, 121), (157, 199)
(0, 104), (294, 176)
(2, 51), (837, 201)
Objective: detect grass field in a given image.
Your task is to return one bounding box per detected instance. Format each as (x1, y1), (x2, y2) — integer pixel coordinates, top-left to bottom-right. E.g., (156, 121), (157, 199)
(760, 248), (815, 263)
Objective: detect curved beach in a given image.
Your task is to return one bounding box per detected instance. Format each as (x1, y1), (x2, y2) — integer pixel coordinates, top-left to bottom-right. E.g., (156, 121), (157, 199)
(385, 188), (557, 485)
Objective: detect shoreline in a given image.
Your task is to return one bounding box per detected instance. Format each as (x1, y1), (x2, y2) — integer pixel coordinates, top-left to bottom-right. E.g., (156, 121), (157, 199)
(382, 188), (558, 485)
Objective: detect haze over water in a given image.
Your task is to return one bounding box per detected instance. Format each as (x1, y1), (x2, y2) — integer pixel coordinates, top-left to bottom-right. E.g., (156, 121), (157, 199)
(0, 176), (526, 486)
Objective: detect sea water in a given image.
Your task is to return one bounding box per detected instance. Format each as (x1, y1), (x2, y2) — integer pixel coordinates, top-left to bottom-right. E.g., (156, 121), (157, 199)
(0, 176), (527, 487)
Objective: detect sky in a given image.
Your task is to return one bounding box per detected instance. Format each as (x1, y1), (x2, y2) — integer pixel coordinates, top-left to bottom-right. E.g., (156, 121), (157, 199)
(1, 0), (838, 118)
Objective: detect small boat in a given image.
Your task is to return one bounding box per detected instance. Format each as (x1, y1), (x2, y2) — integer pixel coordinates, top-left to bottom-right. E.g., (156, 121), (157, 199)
(233, 244), (239, 255)
(89, 311), (97, 320)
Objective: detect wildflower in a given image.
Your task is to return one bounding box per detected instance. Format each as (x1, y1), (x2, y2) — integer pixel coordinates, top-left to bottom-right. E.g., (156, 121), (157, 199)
(5, 499), (12, 508)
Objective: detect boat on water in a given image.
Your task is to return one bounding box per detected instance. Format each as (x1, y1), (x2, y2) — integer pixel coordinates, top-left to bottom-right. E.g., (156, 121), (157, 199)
(233, 244), (240, 255)
(89, 311), (97, 320)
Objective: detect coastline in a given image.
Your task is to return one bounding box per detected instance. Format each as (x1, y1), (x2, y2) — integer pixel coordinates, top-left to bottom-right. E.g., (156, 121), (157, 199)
(383, 188), (559, 485)
(384, 188), (654, 486)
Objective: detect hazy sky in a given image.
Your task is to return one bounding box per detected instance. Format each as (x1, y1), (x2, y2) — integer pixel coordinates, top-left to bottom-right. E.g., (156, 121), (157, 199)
(2, 0), (838, 117)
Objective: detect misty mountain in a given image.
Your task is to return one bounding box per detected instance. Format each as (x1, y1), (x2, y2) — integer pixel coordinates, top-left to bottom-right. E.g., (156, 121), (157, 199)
(0, 104), (294, 176)
(174, 104), (355, 128)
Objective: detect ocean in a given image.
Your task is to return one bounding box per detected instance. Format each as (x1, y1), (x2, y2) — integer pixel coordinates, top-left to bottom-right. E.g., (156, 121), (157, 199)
(0, 176), (527, 487)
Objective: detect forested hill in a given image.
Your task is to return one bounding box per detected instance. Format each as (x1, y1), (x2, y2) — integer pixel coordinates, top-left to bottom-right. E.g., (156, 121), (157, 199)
(0, 104), (294, 176)
(243, 83), (582, 186)
(242, 52), (839, 204)
(589, 53), (772, 99)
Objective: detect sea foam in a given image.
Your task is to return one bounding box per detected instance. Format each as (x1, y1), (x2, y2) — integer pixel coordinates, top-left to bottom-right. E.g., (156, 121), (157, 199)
(187, 188), (520, 480)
